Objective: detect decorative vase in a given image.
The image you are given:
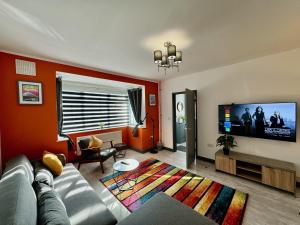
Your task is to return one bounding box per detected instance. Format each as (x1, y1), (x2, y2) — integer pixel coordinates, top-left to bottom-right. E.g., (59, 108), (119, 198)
(223, 147), (230, 155)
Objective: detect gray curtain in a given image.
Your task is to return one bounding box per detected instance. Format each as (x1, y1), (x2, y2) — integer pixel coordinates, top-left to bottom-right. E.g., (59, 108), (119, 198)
(128, 88), (142, 137)
(56, 77), (74, 151)
(56, 77), (63, 135)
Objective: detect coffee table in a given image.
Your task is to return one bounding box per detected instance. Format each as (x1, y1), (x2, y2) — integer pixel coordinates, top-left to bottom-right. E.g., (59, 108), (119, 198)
(112, 159), (139, 193)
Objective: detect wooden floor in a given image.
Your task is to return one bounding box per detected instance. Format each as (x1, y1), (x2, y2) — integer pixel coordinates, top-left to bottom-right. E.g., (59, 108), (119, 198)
(78, 149), (300, 225)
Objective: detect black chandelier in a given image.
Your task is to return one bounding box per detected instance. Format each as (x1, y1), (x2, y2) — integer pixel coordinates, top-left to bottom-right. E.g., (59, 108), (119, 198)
(153, 41), (182, 74)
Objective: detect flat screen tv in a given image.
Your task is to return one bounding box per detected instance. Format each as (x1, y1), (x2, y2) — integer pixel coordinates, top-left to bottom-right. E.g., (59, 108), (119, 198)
(218, 102), (297, 142)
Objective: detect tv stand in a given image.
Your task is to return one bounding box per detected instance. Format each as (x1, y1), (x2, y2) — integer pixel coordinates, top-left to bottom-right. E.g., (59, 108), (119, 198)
(215, 150), (296, 195)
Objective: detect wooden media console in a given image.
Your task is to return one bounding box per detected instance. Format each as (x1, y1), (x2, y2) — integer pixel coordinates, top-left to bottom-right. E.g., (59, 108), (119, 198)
(215, 150), (296, 195)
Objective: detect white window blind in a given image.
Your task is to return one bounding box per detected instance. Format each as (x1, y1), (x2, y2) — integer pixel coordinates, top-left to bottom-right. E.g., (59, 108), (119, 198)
(62, 90), (129, 133)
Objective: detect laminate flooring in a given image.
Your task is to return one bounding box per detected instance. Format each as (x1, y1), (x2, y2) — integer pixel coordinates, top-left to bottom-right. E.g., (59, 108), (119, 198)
(77, 150), (300, 225)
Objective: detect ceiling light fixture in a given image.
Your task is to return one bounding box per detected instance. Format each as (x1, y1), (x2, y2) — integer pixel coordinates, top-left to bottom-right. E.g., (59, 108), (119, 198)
(153, 41), (182, 75)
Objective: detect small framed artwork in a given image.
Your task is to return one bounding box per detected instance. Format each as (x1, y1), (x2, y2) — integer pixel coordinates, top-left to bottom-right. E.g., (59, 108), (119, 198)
(18, 81), (43, 104)
(149, 94), (156, 106)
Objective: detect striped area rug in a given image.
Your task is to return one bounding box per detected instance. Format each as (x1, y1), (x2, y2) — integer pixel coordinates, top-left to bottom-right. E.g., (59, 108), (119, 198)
(100, 158), (248, 225)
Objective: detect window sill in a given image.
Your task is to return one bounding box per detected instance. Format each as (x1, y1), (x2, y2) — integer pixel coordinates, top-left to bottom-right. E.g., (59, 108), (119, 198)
(128, 124), (146, 129)
(58, 125), (147, 138)
(63, 126), (129, 135)
(57, 135), (68, 142)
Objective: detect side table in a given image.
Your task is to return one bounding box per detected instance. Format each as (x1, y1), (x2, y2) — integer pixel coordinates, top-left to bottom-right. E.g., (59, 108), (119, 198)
(113, 159), (139, 193)
(114, 143), (128, 158)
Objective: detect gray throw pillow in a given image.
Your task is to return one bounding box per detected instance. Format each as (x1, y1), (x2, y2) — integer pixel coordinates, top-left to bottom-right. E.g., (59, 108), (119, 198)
(33, 182), (71, 225)
(34, 161), (54, 187)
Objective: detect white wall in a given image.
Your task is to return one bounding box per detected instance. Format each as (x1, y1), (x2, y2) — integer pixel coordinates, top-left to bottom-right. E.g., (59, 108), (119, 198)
(161, 48), (300, 176)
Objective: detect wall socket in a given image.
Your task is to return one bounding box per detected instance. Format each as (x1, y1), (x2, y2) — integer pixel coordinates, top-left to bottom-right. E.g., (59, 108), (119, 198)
(207, 143), (214, 148)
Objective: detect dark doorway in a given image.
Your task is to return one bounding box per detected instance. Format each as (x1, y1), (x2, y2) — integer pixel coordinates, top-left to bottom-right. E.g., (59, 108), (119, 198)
(172, 91), (197, 155)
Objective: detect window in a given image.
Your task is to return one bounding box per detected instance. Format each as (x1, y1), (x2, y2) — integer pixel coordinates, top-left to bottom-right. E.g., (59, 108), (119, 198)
(62, 90), (129, 133)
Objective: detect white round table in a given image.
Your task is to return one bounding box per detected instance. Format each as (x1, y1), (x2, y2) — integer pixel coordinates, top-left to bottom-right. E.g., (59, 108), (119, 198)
(113, 159), (139, 172)
(113, 159), (140, 193)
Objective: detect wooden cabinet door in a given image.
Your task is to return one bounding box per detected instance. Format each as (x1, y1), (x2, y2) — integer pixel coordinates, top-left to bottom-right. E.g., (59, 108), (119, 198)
(262, 166), (295, 193)
(215, 155), (236, 175)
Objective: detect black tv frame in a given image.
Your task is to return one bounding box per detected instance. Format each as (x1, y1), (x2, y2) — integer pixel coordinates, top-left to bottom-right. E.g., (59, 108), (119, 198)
(218, 101), (297, 142)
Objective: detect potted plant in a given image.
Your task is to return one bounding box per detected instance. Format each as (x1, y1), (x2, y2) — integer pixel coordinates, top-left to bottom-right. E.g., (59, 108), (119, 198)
(99, 122), (105, 130)
(216, 134), (237, 155)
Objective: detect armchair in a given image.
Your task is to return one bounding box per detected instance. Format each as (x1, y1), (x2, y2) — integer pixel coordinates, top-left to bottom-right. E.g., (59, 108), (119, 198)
(77, 138), (117, 173)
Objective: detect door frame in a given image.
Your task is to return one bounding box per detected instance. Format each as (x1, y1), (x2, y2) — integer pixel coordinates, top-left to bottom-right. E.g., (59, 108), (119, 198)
(172, 91), (198, 155)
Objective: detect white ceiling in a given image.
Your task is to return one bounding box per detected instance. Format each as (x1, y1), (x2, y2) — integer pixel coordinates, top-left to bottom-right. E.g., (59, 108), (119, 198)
(1, 0), (300, 81)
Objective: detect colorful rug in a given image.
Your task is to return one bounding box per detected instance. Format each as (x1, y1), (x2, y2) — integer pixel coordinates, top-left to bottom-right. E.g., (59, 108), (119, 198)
(100, 158), (248, 225)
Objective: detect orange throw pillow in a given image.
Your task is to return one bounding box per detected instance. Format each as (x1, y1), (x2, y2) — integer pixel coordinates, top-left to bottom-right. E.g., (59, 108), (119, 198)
(42, 151), (64, 176)
(88, 135), (103, 151)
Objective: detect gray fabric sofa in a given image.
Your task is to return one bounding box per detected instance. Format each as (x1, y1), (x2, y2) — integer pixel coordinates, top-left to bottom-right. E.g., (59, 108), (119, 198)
(0, 154), (216, 225)
(117, 192), (217, 225)
(0, 154), (117, 225)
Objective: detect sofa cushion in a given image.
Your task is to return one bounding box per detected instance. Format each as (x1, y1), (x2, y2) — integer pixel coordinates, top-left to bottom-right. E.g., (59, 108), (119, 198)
(33, 182), (71, 225)
(0, 173), (37, 225)
(1, 154), (34, 183)
(78, 138), (90, 150)
(34, 161), (54, 187)
(117, 192), (217, 225)
(43, 151), (64, 176)
(88, 135), (103, 150)
(54, 164), (117, 225)
(100, 148), (116, 160)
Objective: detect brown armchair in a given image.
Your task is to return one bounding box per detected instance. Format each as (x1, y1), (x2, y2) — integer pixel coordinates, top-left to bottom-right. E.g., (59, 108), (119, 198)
(77, 138), (117, 173)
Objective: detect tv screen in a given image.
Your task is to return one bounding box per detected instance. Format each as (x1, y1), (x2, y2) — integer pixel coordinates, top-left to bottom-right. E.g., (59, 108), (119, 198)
(218, 102), (297, 142)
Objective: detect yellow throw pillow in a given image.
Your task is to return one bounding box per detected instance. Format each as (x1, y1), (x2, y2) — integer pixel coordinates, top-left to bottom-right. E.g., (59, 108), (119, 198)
(88, 136), (103, 151)
(42, 151), (63, 176)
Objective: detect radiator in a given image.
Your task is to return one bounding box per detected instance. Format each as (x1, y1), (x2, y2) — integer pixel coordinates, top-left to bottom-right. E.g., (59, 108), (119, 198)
(76, 131), (122, 153)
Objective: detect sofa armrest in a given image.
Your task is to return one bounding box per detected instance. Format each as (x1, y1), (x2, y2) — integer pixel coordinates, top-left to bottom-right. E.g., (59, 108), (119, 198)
(117, 192), (217, 225)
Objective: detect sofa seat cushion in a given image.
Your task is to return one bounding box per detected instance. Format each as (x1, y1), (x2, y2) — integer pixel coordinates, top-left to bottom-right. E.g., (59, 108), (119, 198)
(81, 150), (100, 160)
(117, 192), (217, 225)
(0, 173), (37, 225)
(54, 164), (117, 225)
(81, 148), (116, 161)
(100, 148), (117, 160)
(1, 154), (34, 183)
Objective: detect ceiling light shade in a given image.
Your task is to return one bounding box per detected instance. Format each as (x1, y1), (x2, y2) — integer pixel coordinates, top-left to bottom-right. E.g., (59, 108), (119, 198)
(161, 55), (168, 66)
(154, 50), (162, 63)
(167, 44), (176, 59)
(153, 41), (182, 74)
(174, 51), (182, 64)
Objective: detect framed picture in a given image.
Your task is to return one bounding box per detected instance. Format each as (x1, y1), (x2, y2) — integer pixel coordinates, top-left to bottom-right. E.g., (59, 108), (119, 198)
(18, 81), (43, 104)
(149, 94), (156, 106)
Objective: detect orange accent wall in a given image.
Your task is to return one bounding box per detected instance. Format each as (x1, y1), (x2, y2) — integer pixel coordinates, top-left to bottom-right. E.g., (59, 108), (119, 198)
(0, 131), (2, 175)
(0, 52), (159, 163)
